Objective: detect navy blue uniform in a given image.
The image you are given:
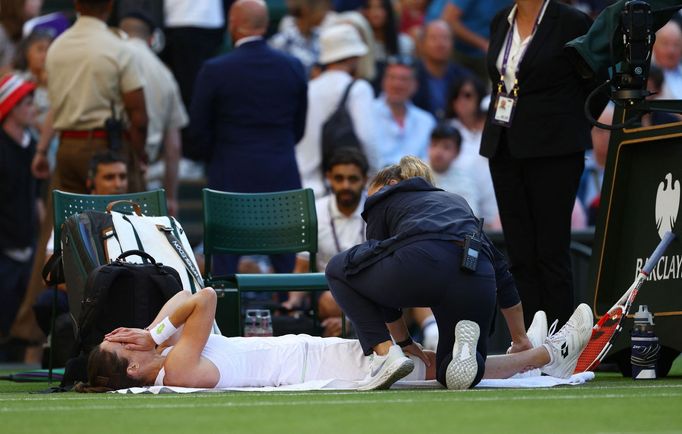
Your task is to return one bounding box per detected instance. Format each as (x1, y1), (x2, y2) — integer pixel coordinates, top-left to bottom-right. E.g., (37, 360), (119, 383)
(326, 177), (520, 387)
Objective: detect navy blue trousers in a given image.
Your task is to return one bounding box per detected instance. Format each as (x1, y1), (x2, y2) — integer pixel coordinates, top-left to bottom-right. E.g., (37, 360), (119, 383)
(326, 240), (497, 387)
(0, 253), (32, 336)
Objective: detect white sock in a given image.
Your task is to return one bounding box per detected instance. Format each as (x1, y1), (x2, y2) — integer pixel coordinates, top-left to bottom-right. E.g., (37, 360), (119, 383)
(422, 316), (439, 351)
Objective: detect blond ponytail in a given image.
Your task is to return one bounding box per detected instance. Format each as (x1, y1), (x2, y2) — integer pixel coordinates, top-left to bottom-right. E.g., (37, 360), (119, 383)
(368, 156), (435, 192)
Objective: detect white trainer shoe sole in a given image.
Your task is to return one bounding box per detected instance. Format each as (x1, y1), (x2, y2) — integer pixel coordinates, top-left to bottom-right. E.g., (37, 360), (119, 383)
(446, 320), (480, 390)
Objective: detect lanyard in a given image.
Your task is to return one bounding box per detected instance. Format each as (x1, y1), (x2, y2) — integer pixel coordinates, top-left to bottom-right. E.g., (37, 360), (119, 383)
(328, 199), (366, 254)
(499, 0), (548, 94)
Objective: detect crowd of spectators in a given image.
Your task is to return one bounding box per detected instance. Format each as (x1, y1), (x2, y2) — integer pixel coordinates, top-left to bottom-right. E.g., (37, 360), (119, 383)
(1, 0), (682, 362)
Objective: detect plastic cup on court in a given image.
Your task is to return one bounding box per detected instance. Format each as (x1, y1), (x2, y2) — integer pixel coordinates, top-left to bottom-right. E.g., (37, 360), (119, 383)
(244, 309), (273, 337)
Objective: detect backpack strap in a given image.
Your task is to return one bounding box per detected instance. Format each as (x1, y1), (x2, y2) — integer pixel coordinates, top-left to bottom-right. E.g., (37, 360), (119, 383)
(156, 224), (205, 289)
(337, 80), (356, 110)
(42, 252), (65, 286)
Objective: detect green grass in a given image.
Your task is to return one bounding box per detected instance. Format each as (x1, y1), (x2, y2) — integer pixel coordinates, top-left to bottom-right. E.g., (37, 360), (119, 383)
(1, 361), (681, 434)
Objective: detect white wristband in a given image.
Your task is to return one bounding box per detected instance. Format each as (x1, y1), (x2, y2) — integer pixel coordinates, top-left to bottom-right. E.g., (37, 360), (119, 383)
(150, 316), (178, 346)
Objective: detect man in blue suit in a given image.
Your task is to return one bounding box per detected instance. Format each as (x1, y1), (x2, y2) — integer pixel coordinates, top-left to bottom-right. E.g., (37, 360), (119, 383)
(189, 0), (308, 276)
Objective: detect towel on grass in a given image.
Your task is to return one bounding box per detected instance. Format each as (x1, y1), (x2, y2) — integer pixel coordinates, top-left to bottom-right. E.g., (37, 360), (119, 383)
(112, 372), (595, 394)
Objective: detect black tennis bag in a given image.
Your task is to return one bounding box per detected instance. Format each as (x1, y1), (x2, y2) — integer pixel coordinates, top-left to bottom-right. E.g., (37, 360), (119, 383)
(77, 250), (183, 352)
(61, 250), (182, 387)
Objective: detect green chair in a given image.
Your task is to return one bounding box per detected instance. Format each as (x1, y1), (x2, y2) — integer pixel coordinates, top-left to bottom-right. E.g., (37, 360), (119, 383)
(52, 189), (168, 255)
(202, 188), (330, 336)
(48, 188), (168, 380)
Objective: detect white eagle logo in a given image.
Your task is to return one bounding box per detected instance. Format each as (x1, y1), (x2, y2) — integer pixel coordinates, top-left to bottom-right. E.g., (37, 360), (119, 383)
(655, 173), (680, 240)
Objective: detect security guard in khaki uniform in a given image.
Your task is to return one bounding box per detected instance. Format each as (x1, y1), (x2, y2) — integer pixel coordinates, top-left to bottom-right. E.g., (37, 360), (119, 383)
(14, 0), (148, 358)
(32, 0), (148, 194)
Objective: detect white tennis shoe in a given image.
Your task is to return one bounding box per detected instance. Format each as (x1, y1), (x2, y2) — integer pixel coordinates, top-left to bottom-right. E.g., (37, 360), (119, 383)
(445, 320), (480, 390)
(512, 310), (548, 378)
(541, 304), (594, 379)
(358, 345), (414, 391)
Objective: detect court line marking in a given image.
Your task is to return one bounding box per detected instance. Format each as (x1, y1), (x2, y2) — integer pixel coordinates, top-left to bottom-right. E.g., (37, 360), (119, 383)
(2, 391), (682, 412)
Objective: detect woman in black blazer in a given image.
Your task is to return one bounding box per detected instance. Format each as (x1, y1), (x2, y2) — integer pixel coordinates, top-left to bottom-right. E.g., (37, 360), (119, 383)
(481, 0), (605, 328)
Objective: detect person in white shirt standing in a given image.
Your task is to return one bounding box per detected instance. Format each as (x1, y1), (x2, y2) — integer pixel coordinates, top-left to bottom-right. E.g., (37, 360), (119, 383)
(120, 11), (189, 216)
(372, 55), (435, 169)
(296, 23), (379, 198)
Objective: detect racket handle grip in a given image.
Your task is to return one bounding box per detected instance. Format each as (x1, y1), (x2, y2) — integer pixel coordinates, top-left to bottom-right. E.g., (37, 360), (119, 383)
(642, 231), (676, 274)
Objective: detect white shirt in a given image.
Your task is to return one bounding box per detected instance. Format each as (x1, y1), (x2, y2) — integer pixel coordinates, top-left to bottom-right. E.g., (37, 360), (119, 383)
(235, 36), (263, 47)
(449, 119), (499, 221)
(126, 38), (189, 162)
(432, 164), (481, 216)
(662, 64), (682, 100)
(372, 96), (436, 169)
(164, 0), (224, 28)
(495, 1), (550, 92)
(298, 194), (366, 271)
(296, 70), (379, 197)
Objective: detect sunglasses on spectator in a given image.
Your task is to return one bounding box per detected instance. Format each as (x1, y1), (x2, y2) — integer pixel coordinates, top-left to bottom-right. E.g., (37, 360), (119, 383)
(386, 55), (415, 68)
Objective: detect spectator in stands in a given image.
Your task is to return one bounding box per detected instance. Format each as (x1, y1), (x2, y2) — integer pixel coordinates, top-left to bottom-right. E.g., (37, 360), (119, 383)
(119, 10), (188, 216)
(160, 0), (225, 115)
(441, 0), (512, 81)
(32, 0), (147, 194)
(372, 55), (435, 168)
(189, 0), (307, 277)
(360, 0), (415, 92)
(399, 0), (427, 39)
(412, 20), (470, 119)
(642, 65), (681, 126)
(445, 76), (500, 228)
(0, 74), (37, 356)
(428, 123), (480, 214)
(0, 0), (43, 75)
(296, 23), (378, 198)
(14, 29), (52, 142)
(577, 105), (612, 227)
(33, 151), (129, 338)
(287, 148), (369, 337)
(652, 21), (682, 100)
(337, 11), (377, 84)
(270, 0), (336, 76)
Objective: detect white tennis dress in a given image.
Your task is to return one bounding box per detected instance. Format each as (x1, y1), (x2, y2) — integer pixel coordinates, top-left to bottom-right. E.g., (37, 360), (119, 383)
(154, 334), (425, 388)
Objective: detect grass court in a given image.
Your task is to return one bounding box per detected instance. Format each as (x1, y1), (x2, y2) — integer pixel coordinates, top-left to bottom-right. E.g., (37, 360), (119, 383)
(1, 357), (681, 434)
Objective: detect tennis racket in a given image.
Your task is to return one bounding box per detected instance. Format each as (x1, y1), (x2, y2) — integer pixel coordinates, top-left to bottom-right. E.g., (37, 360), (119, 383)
(574, 231), (676, 373)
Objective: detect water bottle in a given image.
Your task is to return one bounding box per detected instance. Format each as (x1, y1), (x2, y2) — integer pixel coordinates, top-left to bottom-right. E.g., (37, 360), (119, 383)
(630, 305), (660, 380)
(244, 310), (258, 337)
(244, 309), (273, 337)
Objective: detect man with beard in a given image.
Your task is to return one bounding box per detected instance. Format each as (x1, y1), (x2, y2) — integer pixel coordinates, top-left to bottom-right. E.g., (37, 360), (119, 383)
(284, 148), (368, 336)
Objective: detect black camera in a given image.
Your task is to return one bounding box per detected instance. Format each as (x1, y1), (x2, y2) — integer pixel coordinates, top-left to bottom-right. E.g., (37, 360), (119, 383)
(612, 0), (654, 100)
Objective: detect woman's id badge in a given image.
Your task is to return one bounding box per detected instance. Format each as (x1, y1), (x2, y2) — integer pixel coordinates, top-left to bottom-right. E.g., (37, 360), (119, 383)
(491, 92), (517, 127)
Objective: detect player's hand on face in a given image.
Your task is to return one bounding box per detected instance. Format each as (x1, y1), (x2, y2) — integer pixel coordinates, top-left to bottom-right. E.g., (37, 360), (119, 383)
(402, 342), (431, 367)
(105, 327), (155, 351)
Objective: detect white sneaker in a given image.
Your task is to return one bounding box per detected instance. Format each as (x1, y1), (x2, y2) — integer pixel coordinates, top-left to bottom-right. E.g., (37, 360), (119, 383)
(527, 310), (548, 349)
(541, 304), (594, 379)
(512, 310), (548, 378)
(358, 345), (414, 391)
(445, 320), (480, 390)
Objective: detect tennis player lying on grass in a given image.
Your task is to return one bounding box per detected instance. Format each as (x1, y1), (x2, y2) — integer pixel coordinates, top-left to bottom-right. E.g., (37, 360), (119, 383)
(76, 288), (591, 392)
